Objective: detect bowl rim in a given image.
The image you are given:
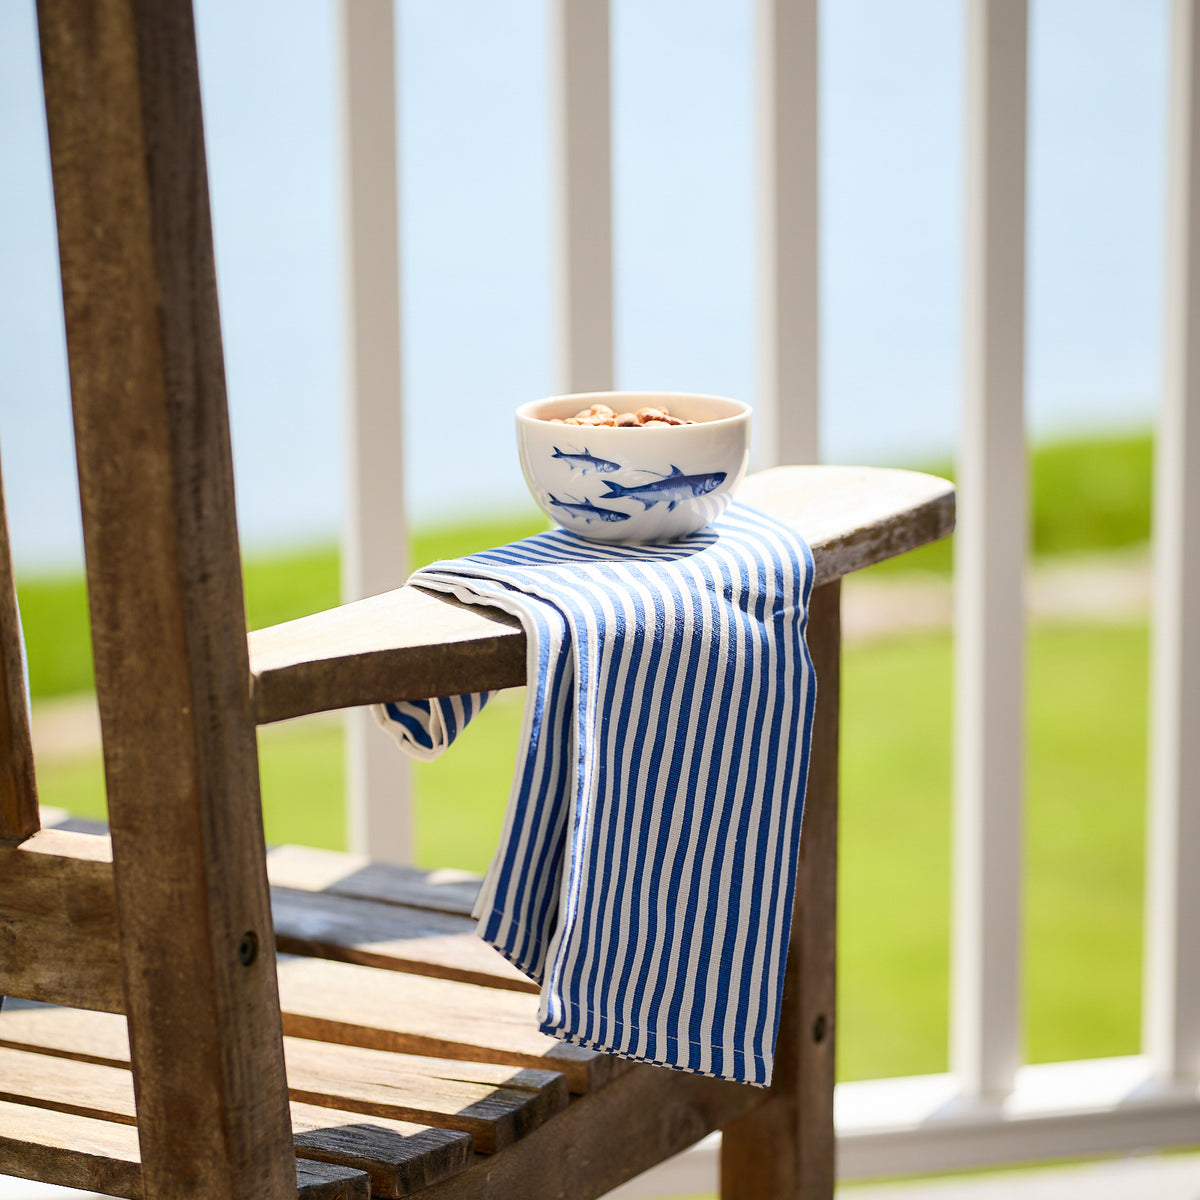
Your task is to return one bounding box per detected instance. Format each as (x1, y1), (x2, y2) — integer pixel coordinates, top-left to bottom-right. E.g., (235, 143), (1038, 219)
(516, 390), (752, 430)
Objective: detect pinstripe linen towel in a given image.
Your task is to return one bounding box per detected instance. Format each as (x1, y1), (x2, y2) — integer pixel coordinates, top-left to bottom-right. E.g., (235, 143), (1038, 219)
(375, 501), (816, 1085)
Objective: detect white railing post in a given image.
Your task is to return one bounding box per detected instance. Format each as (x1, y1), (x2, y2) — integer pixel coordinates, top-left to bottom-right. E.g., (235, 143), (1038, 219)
(952, 0), (1027, 1100)
(1145, 0), (1200, 1087)
(756, 0), (820, 467)
(552, 0), (613, 394)
(339, 0), (411, 863)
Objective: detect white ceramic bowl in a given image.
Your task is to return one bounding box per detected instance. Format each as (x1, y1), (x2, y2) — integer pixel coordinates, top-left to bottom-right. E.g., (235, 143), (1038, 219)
(516, 391), (752, 543)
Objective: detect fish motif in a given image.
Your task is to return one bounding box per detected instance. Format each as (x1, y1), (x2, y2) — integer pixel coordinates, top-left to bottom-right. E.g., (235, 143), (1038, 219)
(600, 465), (727, 511)
(551, 446), (622, 475)
(547, 494), (632, 524)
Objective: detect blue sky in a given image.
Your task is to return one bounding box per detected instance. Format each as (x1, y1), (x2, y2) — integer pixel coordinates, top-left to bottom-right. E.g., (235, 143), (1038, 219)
(0, 0), (1168, 568)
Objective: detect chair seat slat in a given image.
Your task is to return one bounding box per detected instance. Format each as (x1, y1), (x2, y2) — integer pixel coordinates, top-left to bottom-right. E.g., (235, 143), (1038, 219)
(272, 886), (536, 994)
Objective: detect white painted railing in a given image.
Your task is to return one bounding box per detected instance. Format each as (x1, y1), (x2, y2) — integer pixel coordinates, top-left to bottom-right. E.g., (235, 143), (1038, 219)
(343, 0), (1200, 1188)
(1147, 0), (1200, 1093)
(339, 0), (411, 864)
(953, 0), (1026, 1104)
(552, 0), (614, 394)
(757, 0), (819, 468)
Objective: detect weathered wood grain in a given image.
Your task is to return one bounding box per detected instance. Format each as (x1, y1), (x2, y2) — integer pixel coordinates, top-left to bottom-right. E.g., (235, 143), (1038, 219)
(0, 1005), (565, 1157)
(720, 580), (841, 1198)
(0, 998), (130, 1066)
(0, 1096), (143, 1197)
(249, 465), (953, 723)
(0, 1097), (371, 1200)
(0, 460), (38, 845)
(290, 1117), (470, 1200)
(408, 1063), (764, 1200)
(0, 829), (121, 1011)
(293, 1159), (370, 1200)
(267, 845), (482, 919)
(0, 969), (609, 1103)
(0, 1043), (138, 1125)
(0, 1037), (472, 1197)
(271, 886), (535, 994)
(276, 955), (622, 1095)
(283, 1039), (567, 1153)
(250, 586), (526, 723)
(36, 1), (294, 1197)
(0, 853), (530, 1009)
(738, 465), (955, 587)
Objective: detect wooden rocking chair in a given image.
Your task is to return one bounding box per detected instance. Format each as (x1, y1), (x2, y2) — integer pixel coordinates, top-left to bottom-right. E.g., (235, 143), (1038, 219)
(0, 3), (954, 1198)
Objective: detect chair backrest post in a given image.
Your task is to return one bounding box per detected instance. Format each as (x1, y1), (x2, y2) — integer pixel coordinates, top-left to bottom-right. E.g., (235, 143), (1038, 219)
(36, 2), (295, 1197)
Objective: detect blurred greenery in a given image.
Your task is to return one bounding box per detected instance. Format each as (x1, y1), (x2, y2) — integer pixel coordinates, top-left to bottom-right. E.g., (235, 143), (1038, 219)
(868, 428), (1152, 576)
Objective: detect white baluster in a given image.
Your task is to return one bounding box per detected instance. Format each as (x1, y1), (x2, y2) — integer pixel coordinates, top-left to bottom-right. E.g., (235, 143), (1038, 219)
(552, 0), (614, 394)
(1145, 0), (1200, 1088)
(952, 0), (1028, 1100)
(339, 0), (411, 863)
(756, 0), (820, 467)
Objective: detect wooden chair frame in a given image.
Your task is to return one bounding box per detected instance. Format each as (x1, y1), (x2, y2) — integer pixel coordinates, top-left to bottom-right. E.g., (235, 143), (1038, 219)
(0, 3), (954, 1198)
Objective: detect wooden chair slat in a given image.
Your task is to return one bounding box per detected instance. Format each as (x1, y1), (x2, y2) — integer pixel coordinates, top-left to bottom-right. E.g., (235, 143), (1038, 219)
(283, 1040), (568, 1154)
(0, 844), (529, 1005)
(0, 1094), (370, 1200)
(276, 955), (622, 1095)
(267, 845), (482, 920)
(293, 1160), (371, 1200)
(0, 1036), (473, 1197)
(248, 464), (954, 724)
(0, 830), (121, 1011)
(289, 1113), (470, 1200)
(0, 1044), (138, 1125)
(0, 1004), (129, 1066)
(0, 460), (37, 845)
(0, 972), (604, 1101)
(0, 1005), (565, 1157)
(0, 832), (524, 1010)
(271, 886), (535, 994)
(0, 1095), (143, 1197)
(36, 0), (294, 1196)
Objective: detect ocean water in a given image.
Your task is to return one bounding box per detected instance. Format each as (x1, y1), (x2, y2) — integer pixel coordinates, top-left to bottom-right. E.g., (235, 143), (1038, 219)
(0, 0), (1168, 571)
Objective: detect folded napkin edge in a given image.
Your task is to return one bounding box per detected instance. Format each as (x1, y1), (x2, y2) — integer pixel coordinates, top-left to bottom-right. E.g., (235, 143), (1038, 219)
(541, 1016), (772, 1088)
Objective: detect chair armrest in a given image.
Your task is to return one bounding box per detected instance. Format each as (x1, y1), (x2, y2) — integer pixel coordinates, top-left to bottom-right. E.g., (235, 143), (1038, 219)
(248, 465), (954, 724)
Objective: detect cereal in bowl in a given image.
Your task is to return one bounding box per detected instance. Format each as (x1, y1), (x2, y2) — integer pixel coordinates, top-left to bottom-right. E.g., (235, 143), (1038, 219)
(549, 402), (695, 428)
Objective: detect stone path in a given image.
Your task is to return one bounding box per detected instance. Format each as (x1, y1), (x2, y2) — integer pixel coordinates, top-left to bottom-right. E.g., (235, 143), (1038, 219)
(840, 546), (1150, 643)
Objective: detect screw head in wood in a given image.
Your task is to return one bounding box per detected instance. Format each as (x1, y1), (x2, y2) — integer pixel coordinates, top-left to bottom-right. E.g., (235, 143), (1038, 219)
(237, 931), (258, 966)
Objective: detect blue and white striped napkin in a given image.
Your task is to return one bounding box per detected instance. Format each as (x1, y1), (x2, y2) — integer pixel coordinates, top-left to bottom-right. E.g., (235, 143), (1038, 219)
(376, 502), (816, 1085)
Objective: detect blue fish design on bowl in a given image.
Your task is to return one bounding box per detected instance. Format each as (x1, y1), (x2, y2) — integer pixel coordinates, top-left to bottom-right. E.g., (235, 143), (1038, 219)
(600, 465), (727, 512)
(550, 446), (622, 476)
(547, 494), (631, 524)
(516, 391), (751, 543)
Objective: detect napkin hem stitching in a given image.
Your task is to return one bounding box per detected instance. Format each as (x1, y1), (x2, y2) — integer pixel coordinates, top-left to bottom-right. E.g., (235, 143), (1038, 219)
(541, 1020), (771, 1088)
